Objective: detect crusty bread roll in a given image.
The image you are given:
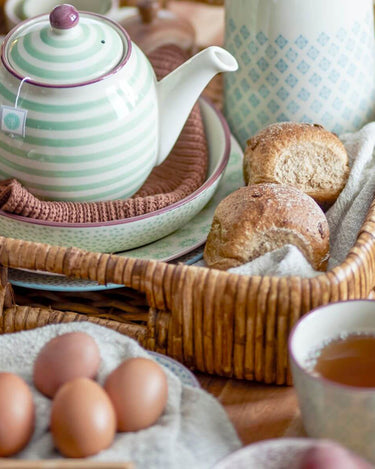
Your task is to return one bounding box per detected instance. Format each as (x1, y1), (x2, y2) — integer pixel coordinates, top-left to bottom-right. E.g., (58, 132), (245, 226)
(243, 122), (349, 210)
(203, 183), (329, 271)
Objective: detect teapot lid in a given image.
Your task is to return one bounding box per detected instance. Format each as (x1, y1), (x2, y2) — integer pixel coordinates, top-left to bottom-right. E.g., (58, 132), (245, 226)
(2, 4), (129, 87)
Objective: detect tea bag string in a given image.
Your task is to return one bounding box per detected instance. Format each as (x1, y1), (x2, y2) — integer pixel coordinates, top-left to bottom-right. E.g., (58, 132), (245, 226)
(14, 76), (31, 109)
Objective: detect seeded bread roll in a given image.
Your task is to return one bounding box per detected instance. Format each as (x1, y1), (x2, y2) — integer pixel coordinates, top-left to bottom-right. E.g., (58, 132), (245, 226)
(243, 122), (349, 210)
(203, 183), (329, 271)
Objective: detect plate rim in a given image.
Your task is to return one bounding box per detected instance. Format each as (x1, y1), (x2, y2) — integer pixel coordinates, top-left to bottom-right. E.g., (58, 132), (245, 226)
(149, 350), (201, 388)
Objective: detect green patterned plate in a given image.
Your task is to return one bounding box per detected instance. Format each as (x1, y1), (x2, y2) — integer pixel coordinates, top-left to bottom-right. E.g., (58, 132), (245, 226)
(8, 136), (243, 291)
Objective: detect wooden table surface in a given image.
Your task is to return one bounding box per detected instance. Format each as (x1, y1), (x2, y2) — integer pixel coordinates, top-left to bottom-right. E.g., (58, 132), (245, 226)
(197, 373), (304, 445)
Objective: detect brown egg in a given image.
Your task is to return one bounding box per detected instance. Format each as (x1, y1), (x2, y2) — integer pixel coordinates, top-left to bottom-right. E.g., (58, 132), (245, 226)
(33, 332), (101, 398)
(104, 357), (168, 432)
(0, 372), (35, 457)
(50, 377), (116, 458)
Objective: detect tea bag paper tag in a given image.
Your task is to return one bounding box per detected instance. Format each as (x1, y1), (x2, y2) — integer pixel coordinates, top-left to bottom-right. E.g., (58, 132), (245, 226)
(0, 76), (30, 138)
(0, 105), (28, 137)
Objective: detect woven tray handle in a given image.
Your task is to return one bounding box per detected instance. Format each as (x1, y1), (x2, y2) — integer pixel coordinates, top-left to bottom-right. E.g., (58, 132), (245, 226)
(0, 236), (177, 347)
(0, 237), (151, 288)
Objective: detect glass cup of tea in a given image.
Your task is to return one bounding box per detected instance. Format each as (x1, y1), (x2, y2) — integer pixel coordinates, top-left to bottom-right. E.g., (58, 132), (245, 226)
(289, 299), (375, 464)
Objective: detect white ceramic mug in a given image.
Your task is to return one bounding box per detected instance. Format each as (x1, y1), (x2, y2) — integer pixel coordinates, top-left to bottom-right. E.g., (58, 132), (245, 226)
(289, 300), (375, 464)
(224, 0), (375, 148)
(4, 0), (137, 30)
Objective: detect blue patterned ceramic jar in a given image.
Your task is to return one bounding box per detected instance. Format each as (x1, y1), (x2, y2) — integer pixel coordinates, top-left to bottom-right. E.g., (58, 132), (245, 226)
(0, 4), (237, 201)
(224, 0), (375, 148)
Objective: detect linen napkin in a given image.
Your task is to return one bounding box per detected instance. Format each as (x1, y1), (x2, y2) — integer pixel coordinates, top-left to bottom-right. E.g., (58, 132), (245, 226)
(224, 122), (375, 278)
(0, 322), (241, 468)
(0, 45), (208, 223)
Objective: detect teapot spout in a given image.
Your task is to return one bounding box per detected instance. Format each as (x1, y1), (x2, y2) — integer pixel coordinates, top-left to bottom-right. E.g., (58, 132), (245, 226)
(156, 46), (238, 164)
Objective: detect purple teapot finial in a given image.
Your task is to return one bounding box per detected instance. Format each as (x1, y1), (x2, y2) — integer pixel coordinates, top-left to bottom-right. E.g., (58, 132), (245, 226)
(50, 4), (79, 30)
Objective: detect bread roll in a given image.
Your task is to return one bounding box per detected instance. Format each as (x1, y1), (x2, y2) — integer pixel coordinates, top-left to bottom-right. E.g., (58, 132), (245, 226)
(243, 122), (349, 210)
(203, 183), (329, 271)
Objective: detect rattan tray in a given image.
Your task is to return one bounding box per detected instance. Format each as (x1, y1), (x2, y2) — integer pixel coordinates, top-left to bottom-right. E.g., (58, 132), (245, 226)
(1, 189), (375, 387)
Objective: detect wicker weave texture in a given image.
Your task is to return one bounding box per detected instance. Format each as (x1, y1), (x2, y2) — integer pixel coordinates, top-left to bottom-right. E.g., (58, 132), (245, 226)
(1, 196), (375, 385)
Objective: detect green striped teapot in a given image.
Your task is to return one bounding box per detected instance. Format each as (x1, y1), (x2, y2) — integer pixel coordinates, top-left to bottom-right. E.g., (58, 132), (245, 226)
(0, 4), (237, 201)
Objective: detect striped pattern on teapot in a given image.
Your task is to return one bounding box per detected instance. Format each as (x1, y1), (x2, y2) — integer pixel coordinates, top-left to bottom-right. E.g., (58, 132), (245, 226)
(0, 7), (158, 202)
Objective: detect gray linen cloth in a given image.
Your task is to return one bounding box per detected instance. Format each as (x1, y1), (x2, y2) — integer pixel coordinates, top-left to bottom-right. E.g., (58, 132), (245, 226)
(0, 322), (241, 467)
(211, 122), (375, 277)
